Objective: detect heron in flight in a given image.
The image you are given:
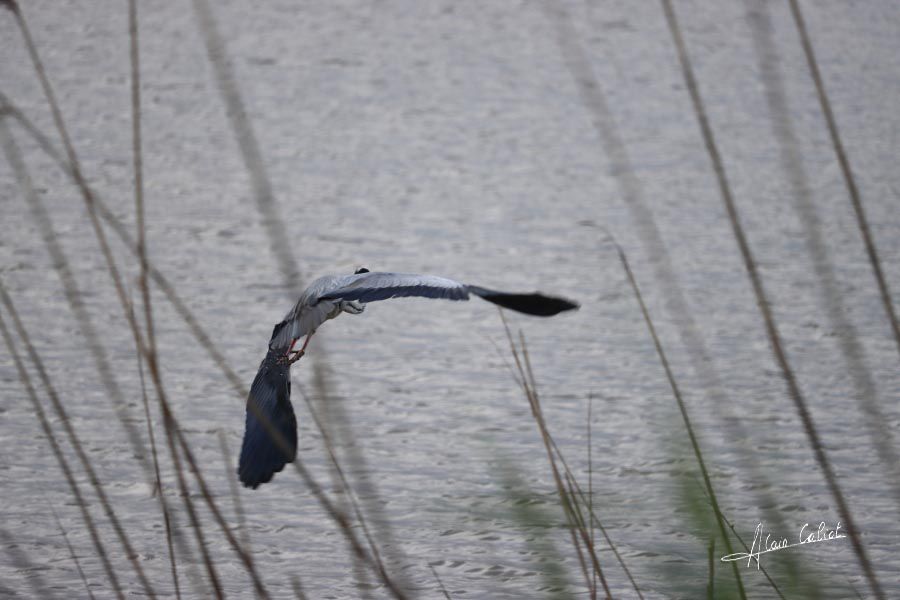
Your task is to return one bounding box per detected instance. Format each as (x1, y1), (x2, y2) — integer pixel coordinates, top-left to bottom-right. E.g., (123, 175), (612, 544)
(238, 268), (578, 488)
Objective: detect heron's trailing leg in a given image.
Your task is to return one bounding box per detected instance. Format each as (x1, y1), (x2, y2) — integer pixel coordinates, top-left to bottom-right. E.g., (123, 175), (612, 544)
(288, 333), (314, 364)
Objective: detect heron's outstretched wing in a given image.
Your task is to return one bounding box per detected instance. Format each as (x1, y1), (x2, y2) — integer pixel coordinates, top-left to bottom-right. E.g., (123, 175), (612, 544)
(238, 350), (296, 489)
(316, 272), (469, 303)
(269, 299), (339, 351)
(318, 271), (579, 317)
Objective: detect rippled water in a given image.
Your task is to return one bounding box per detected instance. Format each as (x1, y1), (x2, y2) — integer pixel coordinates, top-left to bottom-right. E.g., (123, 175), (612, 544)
(2, 1), (899, 598)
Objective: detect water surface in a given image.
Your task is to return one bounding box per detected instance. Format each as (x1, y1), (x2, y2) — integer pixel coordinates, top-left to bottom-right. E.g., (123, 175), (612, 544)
(1, 1), (899, 597)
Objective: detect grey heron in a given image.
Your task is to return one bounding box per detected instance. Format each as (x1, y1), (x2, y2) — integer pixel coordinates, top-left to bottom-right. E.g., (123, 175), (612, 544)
(238, 267), (578, 488)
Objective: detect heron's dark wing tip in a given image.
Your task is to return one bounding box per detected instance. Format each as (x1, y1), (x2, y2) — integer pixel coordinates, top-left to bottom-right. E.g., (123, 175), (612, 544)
(238, 352), (297, 489)
(468, 286), (579, 316)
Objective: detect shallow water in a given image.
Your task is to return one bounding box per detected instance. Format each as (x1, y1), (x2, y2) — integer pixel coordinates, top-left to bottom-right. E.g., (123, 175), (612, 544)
(1, 1), (899, 598)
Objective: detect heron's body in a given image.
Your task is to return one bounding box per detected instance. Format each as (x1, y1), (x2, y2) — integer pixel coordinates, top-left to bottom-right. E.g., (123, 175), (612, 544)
(239, 268), (578, 489)
(268, 273), (370, 352)
(269, 272), (472, 352)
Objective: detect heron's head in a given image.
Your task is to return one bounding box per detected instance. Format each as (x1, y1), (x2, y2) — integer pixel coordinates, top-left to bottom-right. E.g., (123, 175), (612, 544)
(354, 267), (370, 274)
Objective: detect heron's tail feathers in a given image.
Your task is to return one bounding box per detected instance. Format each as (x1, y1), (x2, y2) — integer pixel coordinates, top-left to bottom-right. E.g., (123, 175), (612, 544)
(467, 285), (579, 317)
(238, 351), (297, 489)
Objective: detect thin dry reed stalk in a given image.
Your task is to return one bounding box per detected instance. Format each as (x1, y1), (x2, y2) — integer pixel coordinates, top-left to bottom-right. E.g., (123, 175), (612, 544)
(721, 516), (787, 600)
(190, 0), (303, 294)
(5, 5), (410, 583)
(2, 95), (407, 597)
(126, 2), (182, 595)
(217, 431), (253, 581)
(0, 150), (158, 597)
(0, 96), (248, 397)
(133, 302), (181, 599)
(312, 382), (373, 597)
(744, 0), (900, 515)
(283, 438), (410, 599)
(660, 1), (883, 597)
(0, 528), (59, 600)
(548, 12), (819, 593)
(785, 0), (900, 359)
(487, 332), (645, 599)
(4, 18), (411, 595)
(170, 8), (408, 588)
(0, 296), (124, 599)
(48, 501), (97, 600)
(311, 359), (412, 589)
(428, 563), (453, 600)
(127, 0), (159, 377)
(154, 389), (270, 597)
(297, 378), (401, 596)
(3, 3), (156, 487)
(499, 314), (612, 598)
(290, 575), (309, 600)
(2, 90), (266, 600)
(587, 395), (597, 600)
(541, 10), (788, 586)
(5, 6), (284, 594)
(3, 103), (242, 594)
(163, 424), (225, 599)
(611, 238), (749, 597)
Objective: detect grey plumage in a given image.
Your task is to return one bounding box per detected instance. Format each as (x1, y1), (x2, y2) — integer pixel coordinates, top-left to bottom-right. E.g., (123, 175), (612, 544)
(268, 271), (578, 350)
(242, 269), (577, 489)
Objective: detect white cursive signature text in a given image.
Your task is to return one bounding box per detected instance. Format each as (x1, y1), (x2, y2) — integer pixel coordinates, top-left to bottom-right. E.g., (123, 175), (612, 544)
(721, 521), (846, 568)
